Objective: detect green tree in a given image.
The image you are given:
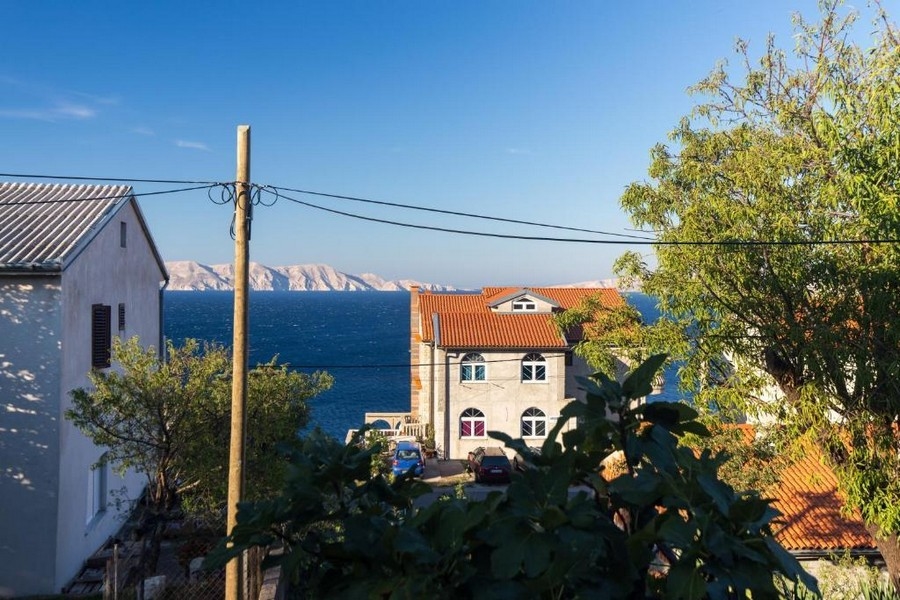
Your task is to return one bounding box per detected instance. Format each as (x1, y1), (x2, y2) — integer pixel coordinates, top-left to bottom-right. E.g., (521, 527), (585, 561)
(210, 355), (815, 598)
(613, 0), (900, 588)
(66, 337), (333, 559)
(552, 293), (647, 377)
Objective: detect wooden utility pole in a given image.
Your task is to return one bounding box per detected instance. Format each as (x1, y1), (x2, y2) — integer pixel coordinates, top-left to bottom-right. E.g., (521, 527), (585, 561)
(225, 125), (251, 600)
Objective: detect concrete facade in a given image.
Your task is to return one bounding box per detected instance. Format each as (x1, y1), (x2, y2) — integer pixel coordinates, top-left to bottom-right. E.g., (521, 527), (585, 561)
(0, 195), (167, 596)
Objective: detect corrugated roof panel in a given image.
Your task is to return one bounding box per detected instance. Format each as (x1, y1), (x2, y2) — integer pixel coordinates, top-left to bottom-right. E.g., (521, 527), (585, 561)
(0, 182), (131, 268)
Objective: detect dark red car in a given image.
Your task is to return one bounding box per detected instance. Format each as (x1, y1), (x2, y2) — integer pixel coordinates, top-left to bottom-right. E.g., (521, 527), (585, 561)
(466, 446), (512, 484)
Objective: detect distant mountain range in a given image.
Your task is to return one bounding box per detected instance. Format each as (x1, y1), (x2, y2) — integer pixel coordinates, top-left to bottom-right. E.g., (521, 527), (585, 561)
(165, 261), (461, 292)
(164, 261), (624, 292)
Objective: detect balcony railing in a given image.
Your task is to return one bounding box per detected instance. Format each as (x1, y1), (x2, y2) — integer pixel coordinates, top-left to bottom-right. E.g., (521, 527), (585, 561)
(345, 412), (428, 444)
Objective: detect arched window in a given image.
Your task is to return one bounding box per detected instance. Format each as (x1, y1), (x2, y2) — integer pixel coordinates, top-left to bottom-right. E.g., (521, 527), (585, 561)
(460, 408), (486, 438)
(521, 353), (546, 382)
(521, 407), (547, 438)
(461, 352), (486, 381)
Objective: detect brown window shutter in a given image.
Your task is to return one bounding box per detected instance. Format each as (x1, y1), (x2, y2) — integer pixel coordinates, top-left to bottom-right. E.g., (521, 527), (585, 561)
(92, 304), (111, 368)
(118, 303), (126, 331)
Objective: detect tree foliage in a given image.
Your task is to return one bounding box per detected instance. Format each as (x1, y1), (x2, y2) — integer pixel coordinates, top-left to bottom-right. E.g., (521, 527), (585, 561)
(210, 355), (815, 598)
(612, 0), (900, 587)
(66, 337), (333, 524)
(552, 294), (646, 376)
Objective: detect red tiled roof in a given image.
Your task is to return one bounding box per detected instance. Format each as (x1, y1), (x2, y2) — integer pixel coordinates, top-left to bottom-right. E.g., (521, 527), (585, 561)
(725, 425), (874, 552)
(770, 450), (874, 552)
(418, 292), (491, 341)
(483, 287), (625, 310)
(438, 313), (566, 348)
(416, 287), (624, 348)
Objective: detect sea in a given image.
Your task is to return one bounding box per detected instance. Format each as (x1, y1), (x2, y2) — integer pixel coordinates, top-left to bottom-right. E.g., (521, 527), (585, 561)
(163, 291), (679, 441)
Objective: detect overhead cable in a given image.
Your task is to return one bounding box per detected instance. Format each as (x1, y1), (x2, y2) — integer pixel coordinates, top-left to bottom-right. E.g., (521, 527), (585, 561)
(4, 172), (897, 247)
(0, 184), (222, 206)
(269, 184), (653, 241)
(0, 172), (221, 186)
(267, 188), (900, 247)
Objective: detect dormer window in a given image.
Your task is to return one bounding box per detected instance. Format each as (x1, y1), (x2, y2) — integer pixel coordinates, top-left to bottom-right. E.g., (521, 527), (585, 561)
(512, 298), (536, 312)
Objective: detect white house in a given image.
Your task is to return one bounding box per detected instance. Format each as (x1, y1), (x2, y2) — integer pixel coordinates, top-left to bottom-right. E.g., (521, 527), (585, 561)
(409, 285), (627, 459)
(0, 182), (168, 597)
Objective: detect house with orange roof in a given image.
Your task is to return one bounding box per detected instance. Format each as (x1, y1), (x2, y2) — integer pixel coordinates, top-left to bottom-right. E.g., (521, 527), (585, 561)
(409, 285), (628, 459)
(723, 425), (880, 575)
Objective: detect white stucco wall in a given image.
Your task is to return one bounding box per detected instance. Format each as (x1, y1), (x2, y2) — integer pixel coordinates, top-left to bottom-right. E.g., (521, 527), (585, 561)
(0, 200), (165, 596)
(0, 276), (64, 596)
(428, 349), (568, 459)
(414, 339), (636, 461)
(55, 202), (163, 593)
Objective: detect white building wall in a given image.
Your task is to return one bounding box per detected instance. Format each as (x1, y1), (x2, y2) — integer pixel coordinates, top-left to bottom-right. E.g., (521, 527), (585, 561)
(0, 276), (64, 596)
(54, 202), (163, 592)
(417, 342), (632, 460)
(431, 350), (567, 459)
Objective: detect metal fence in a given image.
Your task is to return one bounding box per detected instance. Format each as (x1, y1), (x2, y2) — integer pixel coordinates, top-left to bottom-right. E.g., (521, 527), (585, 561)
(70, 536), (266, 600)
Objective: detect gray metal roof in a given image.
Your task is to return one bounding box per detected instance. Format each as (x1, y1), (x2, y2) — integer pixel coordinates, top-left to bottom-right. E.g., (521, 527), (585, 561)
(0, 182), (133, 271)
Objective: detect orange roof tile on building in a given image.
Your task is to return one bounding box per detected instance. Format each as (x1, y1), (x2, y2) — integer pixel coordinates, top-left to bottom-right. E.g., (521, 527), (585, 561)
(418, 292), (490, 341)
(438, 313), (567, 348)
(483, 287), (625, 309)
(417, 287), (623, 347)
(722, 425), (875, 554)
(769, 450), (874, 553)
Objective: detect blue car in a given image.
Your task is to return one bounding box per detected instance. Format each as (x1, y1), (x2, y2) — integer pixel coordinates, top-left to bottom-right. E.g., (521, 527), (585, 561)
(391, 441), (425, 478)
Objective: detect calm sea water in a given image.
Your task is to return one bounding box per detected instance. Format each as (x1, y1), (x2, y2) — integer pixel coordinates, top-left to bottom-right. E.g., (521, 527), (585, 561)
(163, 291), (678, 440)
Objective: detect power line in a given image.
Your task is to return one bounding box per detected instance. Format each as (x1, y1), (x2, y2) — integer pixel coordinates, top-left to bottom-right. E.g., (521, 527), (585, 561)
(268, 188), (900, 247)
(0, 172), (221, 186)
(287, 359), (545, 370)
(269, 184), (653, 241)
(0, 184), (222, 206)
(5, 171), (898, 247)
(157, 350), (574, 372)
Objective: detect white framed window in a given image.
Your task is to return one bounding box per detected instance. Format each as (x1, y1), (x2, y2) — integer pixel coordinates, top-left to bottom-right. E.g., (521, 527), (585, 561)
(512, 298), (536, 312)
(461, 353), (486, 382)
(522, 353), (546, 382)
(521, 407), (547, 438)
(86, 455), (108, 525)
(460, 408), (486, 438)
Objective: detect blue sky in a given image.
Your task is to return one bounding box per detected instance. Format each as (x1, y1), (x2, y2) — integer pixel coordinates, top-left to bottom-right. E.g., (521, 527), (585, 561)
(0, 1), (874, 288)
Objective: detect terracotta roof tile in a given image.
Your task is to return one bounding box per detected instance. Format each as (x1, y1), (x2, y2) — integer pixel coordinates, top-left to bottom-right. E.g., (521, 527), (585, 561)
(438, 313), (566, 348)
(482, 287), (625, 309)
(725, 425), (874, 552)
(769, 450), (874, 552)
(417, 287), (623, 347)
(418, 292), (490, 341)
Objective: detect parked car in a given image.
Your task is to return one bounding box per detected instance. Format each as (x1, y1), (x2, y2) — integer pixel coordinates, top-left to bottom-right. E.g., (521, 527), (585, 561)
(513, 446), (542, 472)
(391, 440), (425, 478)
(467, 446), (512, 484)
